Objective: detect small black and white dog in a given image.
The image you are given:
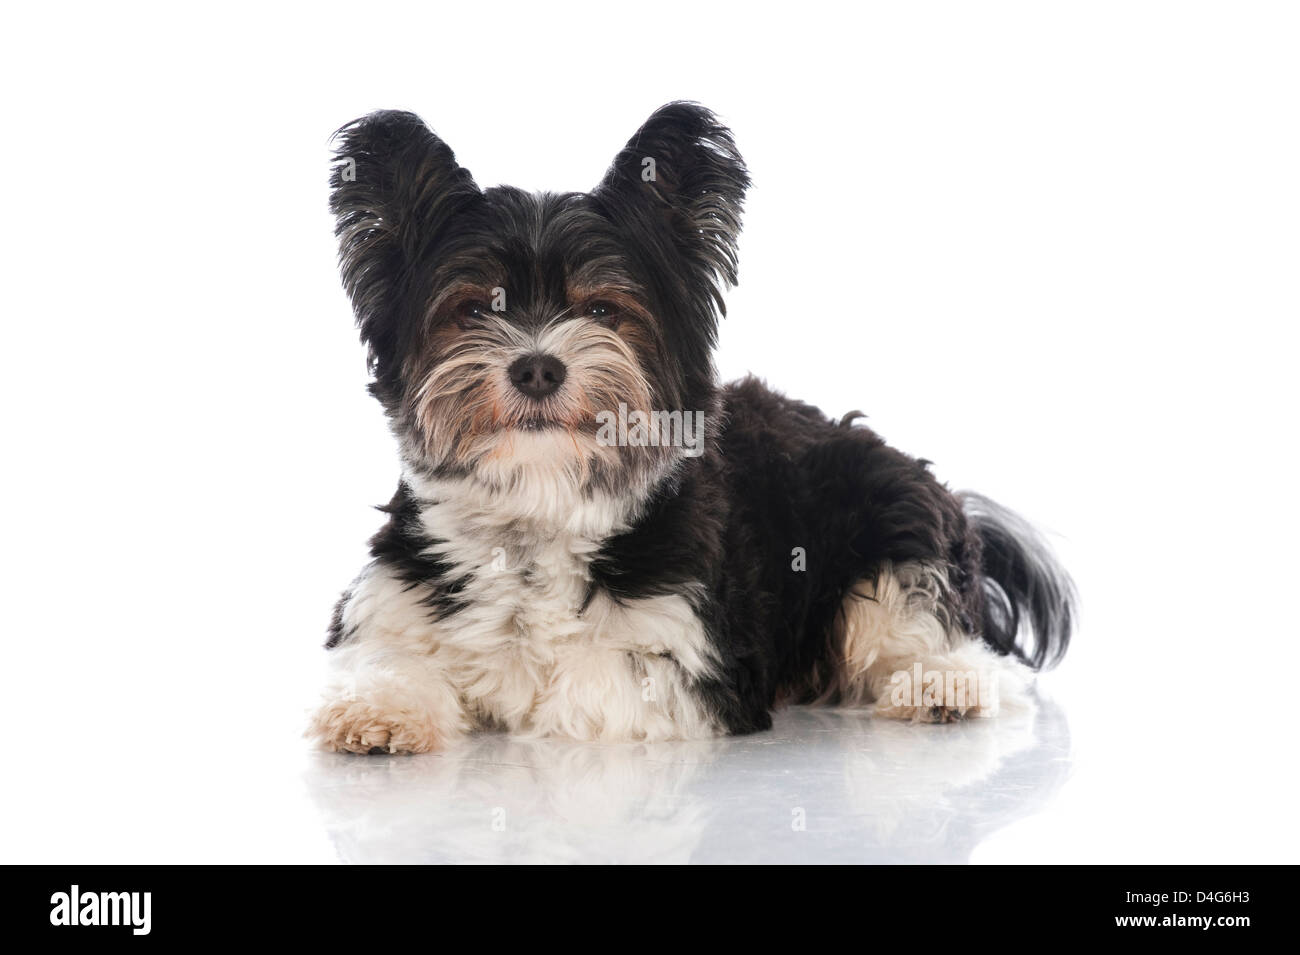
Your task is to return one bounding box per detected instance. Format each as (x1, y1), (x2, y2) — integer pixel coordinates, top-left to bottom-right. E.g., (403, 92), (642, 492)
(309, 103), (1075, 754)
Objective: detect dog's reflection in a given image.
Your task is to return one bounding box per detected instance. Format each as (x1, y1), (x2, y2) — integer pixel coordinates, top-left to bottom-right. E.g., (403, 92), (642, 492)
(304, 699), (1071, 863)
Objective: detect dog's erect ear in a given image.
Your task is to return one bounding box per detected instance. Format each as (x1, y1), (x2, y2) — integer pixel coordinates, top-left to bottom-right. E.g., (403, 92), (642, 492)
(330, 110), (480, 371)
(595, 103), (750, 314)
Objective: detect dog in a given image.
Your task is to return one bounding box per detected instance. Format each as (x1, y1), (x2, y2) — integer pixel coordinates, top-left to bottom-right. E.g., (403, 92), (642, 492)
(308, 102), (1075, 754)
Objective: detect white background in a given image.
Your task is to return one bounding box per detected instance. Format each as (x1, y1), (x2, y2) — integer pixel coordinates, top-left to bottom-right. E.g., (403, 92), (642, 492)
(2, 1), (1297, 863)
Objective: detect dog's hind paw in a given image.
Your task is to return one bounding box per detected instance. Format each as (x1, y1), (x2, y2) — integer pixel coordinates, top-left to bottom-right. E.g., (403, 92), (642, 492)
(874, 699), (983, 723)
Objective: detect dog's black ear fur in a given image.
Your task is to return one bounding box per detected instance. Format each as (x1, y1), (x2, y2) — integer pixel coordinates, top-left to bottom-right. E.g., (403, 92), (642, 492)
(595, 102), (750, 316)
(330, 111), (480, 375)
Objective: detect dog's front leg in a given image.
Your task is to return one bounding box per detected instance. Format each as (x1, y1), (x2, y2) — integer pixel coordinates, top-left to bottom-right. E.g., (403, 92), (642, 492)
(308, 561), (467, 754)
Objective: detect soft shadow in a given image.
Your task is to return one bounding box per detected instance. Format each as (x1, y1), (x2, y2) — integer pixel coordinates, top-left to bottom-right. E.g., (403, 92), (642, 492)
(303, 697), (1072, 863)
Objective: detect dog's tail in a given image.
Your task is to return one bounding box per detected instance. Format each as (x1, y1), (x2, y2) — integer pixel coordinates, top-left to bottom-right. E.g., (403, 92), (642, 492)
(961, 492), (1076, 670)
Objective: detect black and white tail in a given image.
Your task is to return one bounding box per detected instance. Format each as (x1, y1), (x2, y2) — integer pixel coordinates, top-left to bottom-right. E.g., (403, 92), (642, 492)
(961, 492), (1077, 670)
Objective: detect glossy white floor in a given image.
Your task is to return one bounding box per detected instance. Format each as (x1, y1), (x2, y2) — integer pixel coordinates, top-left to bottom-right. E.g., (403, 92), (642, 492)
(305, 702), (1070, 865)
(9, 641), (1293, 864)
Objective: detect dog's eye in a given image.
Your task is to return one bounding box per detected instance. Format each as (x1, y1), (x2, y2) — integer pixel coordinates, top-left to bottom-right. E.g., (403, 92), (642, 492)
(455, 300), (492, 327)
(585, 301), (621, 328)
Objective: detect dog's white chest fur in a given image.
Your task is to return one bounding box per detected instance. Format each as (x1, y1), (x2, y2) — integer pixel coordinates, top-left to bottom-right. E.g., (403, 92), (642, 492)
(324, 468), (720, 745)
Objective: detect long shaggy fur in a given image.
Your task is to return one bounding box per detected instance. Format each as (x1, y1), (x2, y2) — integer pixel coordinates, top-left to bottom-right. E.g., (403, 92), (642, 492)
(309, 102), (1077, 753)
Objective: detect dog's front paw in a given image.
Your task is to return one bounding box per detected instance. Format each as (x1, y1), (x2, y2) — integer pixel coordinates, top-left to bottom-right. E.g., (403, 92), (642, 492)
(308, 697), (446, 755)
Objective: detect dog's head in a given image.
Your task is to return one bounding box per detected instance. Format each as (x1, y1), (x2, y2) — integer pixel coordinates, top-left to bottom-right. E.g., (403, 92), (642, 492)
(329, 103), (749, 492)
(330, 104), (748, 493)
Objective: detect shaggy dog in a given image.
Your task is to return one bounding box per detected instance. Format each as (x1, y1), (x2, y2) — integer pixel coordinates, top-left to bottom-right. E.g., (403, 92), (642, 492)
(309, 103), (1075, 754)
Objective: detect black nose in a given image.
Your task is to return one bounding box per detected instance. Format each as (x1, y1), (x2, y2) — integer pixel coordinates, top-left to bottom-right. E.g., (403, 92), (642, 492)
(507, 353), (567, 400)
